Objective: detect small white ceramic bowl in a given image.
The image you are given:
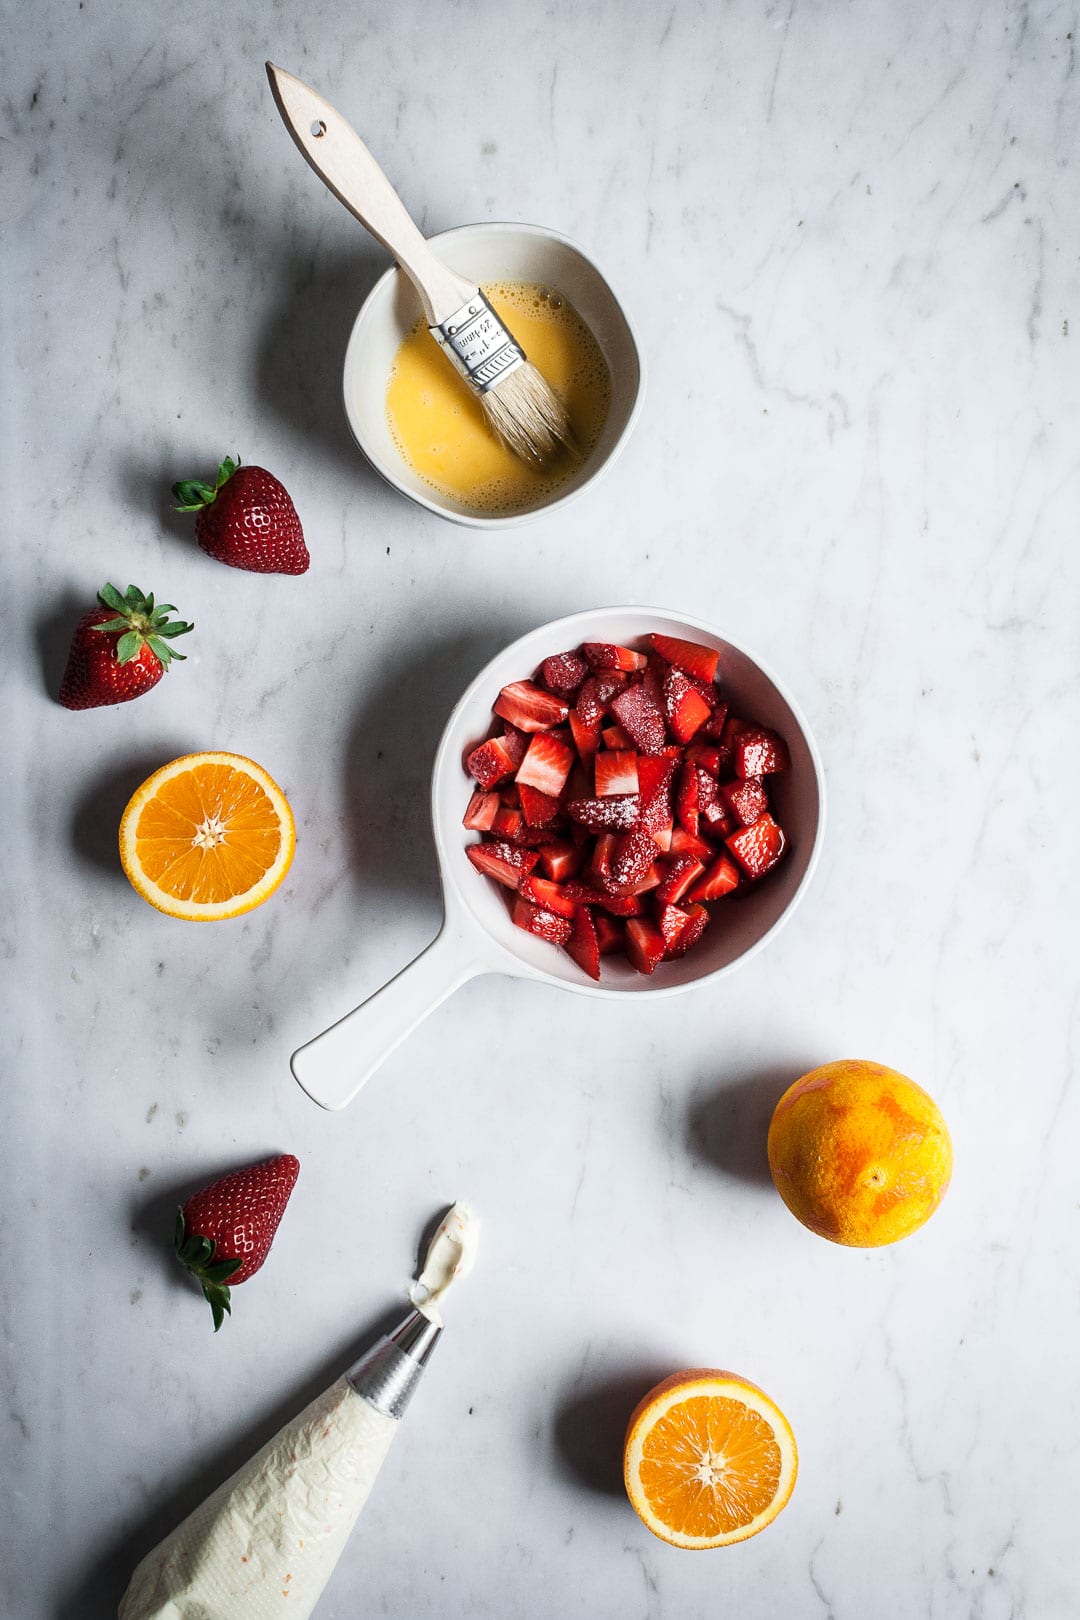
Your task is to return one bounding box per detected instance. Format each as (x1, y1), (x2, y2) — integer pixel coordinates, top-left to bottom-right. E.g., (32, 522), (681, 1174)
(342, 222), (645, 528)
(292, 607), (826, 1109)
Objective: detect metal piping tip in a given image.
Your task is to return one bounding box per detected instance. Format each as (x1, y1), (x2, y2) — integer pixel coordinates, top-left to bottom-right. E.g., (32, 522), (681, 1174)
(345, 1306), (443, 1421)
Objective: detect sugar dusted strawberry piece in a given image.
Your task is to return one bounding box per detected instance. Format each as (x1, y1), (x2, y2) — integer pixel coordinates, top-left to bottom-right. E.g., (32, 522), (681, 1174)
(595, 750), (639, 797)
(611, 681), (667, 755)
(609, 828), (659, 892)
(466, 736), (517, 789)
(735, 726), (791, 778)
(656, 902), (691, 953)
(463, 790), (500, 831)
(518, 873), (578, 919)
(563, 880), (612, 906)
(466, 841), (539, 888)
(492, 806), (526, 841)
(541, 650), (588, 696)
(701, 699), (730, 740)
(590, 832), (617, 883)
(583, 642), (647, 672)
(637, 754), (677, 838)
(664, 668), (712, 744)
(726, 813), (787, 879)
(667, 902), (709, 957)
(720, 715), (748, 753)
(567, 794), (641, 832)
(656, 855), (706, 904)
(516, 730), (575, 795)
(650, 821), (673, 853)
(575, 670), (628, 728)
(595, 914), (626, 954)
(646, 633), (719, 683)
(675, 760), (699, 834)
(720, 777), (769, 829)
(670, 825), (715, 862)
(695, 768), (721, 823)
(519, 783), (562, 826)
(500, 725), (529, 767)
(569, 707), (601, 763)
(564, 905), (601, 980)
(687, 851), (741, 902)
(513, 896), (573, 946)
(493, 680), (569, 732)
(623, 862), (663, 895)
(686, 743), (723, 776)
(602, 724), (633, 751)
(598, 891), (643, 916)
(538, 840), (582, 882)
(625, 917), (666, 975)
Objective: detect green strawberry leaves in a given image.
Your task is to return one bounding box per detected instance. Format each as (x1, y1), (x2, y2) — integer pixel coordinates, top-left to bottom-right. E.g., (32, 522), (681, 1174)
(174, 1207), (243, 1333)
(91, 583), (194, 668)
(172, 456), (240, 512)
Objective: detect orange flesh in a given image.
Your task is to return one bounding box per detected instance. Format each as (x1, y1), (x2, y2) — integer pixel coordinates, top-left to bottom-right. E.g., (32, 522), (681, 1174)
(386, 280), (611, 515)
(639, 1396), (783, 1537)
(133, 764), (282, 905)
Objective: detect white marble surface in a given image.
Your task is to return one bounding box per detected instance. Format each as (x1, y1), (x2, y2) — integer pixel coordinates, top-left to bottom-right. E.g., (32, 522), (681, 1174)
(3, 1), (1078, 1616)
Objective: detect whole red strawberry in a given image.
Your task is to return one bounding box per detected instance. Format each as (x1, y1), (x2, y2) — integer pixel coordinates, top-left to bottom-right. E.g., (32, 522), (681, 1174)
(174, 1153), (300, 1331)
(173, 455), (309, 575)
(58, 583), (193, 710)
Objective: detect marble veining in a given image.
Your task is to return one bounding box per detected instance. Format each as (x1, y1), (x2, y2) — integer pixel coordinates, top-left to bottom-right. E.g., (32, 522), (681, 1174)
(2, 1), (1078, 1617)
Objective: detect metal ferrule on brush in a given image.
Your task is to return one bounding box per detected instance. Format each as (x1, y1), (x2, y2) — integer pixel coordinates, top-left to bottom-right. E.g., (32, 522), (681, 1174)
(430, 293), (526, 393)
(345, 1307), (442, 1420)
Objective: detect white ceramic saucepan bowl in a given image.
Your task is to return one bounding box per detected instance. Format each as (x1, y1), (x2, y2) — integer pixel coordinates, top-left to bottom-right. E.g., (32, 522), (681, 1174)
(292, 607), (826, 1110)
(342, 222), (645, 528)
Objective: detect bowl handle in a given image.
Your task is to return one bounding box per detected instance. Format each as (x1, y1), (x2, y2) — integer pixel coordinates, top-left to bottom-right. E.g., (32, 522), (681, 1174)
(291, 920), (488, 1109)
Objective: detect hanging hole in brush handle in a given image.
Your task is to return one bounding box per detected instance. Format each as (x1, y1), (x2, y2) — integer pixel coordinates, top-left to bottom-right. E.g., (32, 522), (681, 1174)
(291, 921), (489, 1110)
(265, 61), (476, 326)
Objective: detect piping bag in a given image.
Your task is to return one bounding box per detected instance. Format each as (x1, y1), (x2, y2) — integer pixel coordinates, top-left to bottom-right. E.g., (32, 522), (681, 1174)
(119, 1203), (476, 1620)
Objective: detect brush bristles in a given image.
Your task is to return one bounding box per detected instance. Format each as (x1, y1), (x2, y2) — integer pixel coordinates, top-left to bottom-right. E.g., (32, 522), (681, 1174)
(481, 363), (576, 468)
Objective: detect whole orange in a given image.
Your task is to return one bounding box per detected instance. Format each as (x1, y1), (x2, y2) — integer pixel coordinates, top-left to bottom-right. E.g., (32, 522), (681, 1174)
(767, 1060), (952, 1246)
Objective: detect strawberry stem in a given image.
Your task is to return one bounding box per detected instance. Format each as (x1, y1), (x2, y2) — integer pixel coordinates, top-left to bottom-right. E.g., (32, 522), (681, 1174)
(91, 583), (193, 669)
(174, 1207), (243, 1332)
(172, 455), (241, 512)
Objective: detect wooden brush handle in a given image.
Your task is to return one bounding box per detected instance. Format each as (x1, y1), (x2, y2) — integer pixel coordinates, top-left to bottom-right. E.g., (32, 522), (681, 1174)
(266, 63), (477, 326)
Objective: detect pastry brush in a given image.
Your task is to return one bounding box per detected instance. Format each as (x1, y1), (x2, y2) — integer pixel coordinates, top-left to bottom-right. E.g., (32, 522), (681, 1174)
(266, 63), (574, 468)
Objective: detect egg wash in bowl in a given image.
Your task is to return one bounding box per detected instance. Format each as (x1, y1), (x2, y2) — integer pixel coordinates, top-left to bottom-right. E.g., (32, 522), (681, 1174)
(386, 280), (611, 517)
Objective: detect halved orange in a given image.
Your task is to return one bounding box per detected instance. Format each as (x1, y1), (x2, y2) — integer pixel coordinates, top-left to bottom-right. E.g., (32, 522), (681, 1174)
(624, 1370), (797, 1549)
(119, 752), (295, 921)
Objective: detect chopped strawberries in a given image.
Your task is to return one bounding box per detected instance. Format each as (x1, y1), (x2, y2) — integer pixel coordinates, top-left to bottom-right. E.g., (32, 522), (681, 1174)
(664, 669), (712, 743)
(467, 841), (539, 889)
(463, 790), (500, 831)
(517, 874), (578, 919)
(611, 682), (666, 755)
(493, 680), (569, 732)
(595, 750), (639, 797)
(735, 726), (791, 778)
(464, 633), (791, 977)
(646, 633), (719, 684)
(567, 794), (641, 832)
(564, 906), (601, 980)
(541, 651), (588, 696)
(720, 777), (768, 829)
(519, 784), (562, 826)
(609, 828), (660, 892)
(538, 841), (581, 882)
(513, 896), (572, 945)
(466, 735), (517, 789)
(726, 813), (787, 879)
(583, 642), (648, 672)
(656, 855), (706, 904)
(516, 731), (575, 796)
(687, 852), (741, 902)
(625, 917), (666, 975)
